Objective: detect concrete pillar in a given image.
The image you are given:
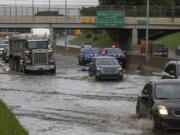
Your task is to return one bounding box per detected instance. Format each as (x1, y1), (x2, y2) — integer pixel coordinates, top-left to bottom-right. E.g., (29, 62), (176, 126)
(132, 28), (138, 46)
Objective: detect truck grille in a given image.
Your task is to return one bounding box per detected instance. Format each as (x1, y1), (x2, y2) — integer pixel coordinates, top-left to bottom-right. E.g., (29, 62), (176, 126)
(33, 53), (48, 65)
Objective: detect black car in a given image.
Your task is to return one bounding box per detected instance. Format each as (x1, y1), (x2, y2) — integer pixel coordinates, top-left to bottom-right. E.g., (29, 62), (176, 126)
(152, 44), (168, 57)
(162, 61), (180, 79)
(103, 47), (126, 68)
(88, 56), (123, 80)
(78, 48), (101, 65)
(136, 80), (180, 130)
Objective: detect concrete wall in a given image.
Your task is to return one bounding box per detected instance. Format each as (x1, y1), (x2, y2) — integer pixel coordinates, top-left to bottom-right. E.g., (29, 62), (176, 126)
(55, 46), (177, 73)
(126, 54), (176, 73)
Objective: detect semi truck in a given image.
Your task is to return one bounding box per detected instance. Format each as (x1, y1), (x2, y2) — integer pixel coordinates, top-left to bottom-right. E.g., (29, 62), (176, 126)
(9, 28), (56, 73)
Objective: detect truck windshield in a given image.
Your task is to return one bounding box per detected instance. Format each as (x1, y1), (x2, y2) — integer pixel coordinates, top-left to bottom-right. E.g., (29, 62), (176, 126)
(28, 41), (48, 49)
(0, 45), (8, 49)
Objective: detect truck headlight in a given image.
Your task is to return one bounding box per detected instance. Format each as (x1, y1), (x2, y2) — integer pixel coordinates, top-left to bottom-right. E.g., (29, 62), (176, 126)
(49, 54), (54, 58)
(158, 105), (168, 116)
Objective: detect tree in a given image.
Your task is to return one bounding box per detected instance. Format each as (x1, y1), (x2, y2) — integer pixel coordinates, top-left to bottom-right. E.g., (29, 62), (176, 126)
(99, 0), (178, 6)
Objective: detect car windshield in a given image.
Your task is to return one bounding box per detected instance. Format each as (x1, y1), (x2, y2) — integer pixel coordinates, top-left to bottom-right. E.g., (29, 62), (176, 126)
(106, 49), (122, 54)
(96, 58), (119, 65)
(155, 84), (180, 99)
(84, 49), (100, 54)
(27, 41), (48, 49)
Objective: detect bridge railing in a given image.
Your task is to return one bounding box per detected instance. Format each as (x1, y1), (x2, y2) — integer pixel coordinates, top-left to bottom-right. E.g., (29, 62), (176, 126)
(0, 5), (180, 18)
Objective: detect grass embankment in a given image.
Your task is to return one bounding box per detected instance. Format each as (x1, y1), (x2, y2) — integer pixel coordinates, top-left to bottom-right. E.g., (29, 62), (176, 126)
(0, 100), (28, 135)
(154, 32), (180, 48)
(69, 32), (115, 48)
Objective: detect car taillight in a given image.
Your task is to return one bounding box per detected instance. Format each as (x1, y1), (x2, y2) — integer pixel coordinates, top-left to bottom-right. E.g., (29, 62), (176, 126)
(103, 51), (106, 55)
(166, 48), (168, 52)
(118, 54), (121, 58)
(94, 54), (98, 57)
(112, 45), (116, 48)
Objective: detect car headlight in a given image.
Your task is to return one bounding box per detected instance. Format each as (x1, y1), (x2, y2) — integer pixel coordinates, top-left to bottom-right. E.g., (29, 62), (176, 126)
(96, 67), (102, 71)
(117, 67), (122, 70)
(158, 105), (168, 116)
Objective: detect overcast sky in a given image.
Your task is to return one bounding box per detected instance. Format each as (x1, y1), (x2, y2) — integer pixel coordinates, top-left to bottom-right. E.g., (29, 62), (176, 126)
(0, 0), (99, 6)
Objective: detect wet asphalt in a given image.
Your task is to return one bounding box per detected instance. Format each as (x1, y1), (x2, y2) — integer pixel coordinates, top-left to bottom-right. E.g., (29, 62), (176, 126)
(0, 54), (179, 135)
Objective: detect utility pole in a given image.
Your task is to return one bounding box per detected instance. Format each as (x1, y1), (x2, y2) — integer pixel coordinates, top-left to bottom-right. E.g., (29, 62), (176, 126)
(145, 0), (150, 61)
(65, 0), (67, 49)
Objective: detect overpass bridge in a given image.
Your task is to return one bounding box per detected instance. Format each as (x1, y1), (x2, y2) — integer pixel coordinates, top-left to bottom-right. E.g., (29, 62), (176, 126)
(0, 5), (180, 49)
(0, 16), (180, 30)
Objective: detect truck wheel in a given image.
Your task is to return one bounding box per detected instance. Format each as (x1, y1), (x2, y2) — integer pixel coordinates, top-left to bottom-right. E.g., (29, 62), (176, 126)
(23, 66), (28, 74)
(13, 60), (16, 71)
(50, 68), (56, 74)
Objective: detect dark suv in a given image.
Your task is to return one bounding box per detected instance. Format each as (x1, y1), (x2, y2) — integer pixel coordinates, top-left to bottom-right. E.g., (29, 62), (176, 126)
(103, 48), (126, 68)
(78, 48), (101, 65)
(152, 44), (168, 57)
(162, 61), (180, 79)
(88, 56), (123, 80)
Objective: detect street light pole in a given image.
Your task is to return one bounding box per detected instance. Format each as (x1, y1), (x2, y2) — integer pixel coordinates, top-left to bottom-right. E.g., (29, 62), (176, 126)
(49, 0), (51, 11)
(15, 0), (17, 16)
(65, 0), (67, 49)
(32, 0), (34, 16)
(145, 0), (150, 61)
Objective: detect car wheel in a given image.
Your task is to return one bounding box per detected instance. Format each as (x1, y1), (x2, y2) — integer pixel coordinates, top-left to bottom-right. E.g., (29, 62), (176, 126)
(82, 62), (86, 66)
(153, 115), (162, 133)
(136, 104), (140, 117)
(95, 73), (101, 80)
(119, 75), (123, 80)
(89, 70), (94, 77)
(78, 59), (82, 65)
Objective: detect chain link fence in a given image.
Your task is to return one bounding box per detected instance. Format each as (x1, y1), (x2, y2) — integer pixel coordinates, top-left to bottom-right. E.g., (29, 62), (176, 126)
(0, 5), (180, 18)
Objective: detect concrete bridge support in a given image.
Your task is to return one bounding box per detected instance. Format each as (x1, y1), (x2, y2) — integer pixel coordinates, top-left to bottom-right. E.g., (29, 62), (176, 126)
(132, 28), (138, 46)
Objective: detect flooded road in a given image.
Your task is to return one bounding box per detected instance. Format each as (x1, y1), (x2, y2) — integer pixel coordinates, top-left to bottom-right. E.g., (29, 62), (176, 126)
(0, 54), (178, 135)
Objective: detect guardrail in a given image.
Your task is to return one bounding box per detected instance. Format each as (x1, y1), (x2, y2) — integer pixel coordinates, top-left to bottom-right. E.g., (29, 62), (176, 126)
(0, 5), (180, 18)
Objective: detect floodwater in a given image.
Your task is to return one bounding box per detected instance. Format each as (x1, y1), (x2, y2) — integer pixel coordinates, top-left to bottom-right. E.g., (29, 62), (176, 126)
(0, 54), (178, 135)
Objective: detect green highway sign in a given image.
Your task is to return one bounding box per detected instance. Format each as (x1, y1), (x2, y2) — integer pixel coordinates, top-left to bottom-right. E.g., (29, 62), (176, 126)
(137, 20), (150, 24)
(97, 12), (125, 28)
